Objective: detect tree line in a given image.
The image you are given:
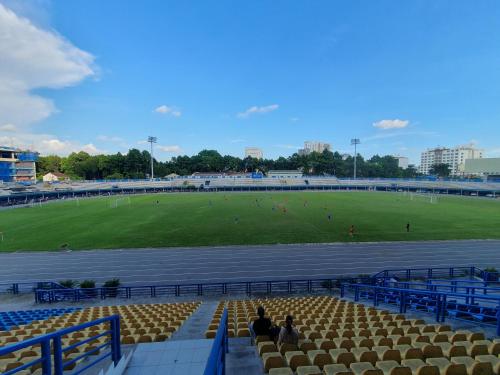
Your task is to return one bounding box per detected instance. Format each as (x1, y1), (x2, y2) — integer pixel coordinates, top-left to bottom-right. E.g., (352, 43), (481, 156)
(36, 149), (421, 180)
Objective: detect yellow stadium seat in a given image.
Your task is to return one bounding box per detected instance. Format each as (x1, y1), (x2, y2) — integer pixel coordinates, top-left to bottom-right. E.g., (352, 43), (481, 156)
(263, 352), (286, 372)
(401, 359), (440, 375)
(426, 357), (467, 375)
(285, 351), (311, 371)
(269, 368), (294, 375)
(296, 365), (322, 375)
(376, 360), (412, 375)
(450, 356), (493, 375)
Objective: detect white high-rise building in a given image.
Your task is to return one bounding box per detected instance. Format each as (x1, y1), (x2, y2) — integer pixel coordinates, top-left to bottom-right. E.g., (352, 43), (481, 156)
(394, 156), (409, 169)
(245, 147), (263, 159)
(298, 141), (332, 155)
(419, 144), (483, 175)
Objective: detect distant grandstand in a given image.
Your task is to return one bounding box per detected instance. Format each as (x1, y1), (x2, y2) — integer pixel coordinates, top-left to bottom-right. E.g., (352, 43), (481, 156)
(0, 177), (499, 206)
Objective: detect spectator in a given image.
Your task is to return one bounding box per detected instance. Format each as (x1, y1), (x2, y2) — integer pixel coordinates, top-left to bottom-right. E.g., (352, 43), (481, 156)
(277, 315), (299, 346)
(252, 306), (272, 337)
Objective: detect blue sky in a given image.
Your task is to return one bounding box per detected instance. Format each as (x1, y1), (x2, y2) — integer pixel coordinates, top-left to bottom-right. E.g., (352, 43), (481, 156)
(1, 0), (500, 164)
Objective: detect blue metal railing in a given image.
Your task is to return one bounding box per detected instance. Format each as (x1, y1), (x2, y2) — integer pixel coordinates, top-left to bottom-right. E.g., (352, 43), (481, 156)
(34, 277), (369, 303)
(204, 309), (228, 375)
(383, 280), (500, 296)
(0, 281), (65, 295)
(373, 266), (500, 284)
(341, 283), (500, 335)
(0, 315), (121, 375)
(372, 266), (483, 281)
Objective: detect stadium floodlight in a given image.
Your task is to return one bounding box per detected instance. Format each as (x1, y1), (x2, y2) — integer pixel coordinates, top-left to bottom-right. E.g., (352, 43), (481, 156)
(351, 138), (361, 179)
(147, 136), (157, 180)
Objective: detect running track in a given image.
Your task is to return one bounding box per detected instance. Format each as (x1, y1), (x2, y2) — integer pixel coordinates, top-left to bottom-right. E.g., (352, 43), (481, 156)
(0, 240), (499, 286)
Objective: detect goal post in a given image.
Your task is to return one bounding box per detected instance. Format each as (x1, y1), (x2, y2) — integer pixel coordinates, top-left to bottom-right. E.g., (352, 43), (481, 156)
(109, 196), (131, 208)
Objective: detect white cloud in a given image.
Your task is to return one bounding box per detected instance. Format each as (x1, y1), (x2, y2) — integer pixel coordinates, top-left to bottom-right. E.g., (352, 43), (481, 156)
(230, 139), (245, 143)
(237, 104), (279, 118)
(38, 139), (102, 155)
(154, 105), (181, 117)
(156, 145), (182, 153)
(0, 132), (105, 155)
(0, 3), (95, 128)
(373, 119), (409, 130)
(0, 123), (17, 132)
(290, 117), (299, 122)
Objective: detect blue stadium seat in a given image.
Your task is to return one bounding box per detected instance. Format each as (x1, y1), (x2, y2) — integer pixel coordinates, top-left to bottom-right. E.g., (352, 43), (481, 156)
(0, 307), (81, 331)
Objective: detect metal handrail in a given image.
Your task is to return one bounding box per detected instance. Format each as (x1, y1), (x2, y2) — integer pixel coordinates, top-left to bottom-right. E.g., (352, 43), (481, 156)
(204, 309), (228, 375)
(342, 283), (500, 335)
(34, 276), (369, 303)
(0, 315), (121, 375)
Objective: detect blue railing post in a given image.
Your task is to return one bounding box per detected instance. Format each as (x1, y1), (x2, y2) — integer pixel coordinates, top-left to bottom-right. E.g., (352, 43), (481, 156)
(41, 338), (52, 375)
(53, 335), (64, 375)
(111, 316), (122, 366)
(399, 291), (405, 314)
(340, 284), (345, 298)
(496, 308), (500, 336)
(471, 266), (477, 279)
(440, 294), (447, 323)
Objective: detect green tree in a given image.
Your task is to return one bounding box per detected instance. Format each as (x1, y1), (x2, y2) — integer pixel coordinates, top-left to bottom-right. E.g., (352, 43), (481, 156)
(429, 163), (451, 177)
(37, 155), (62, 176)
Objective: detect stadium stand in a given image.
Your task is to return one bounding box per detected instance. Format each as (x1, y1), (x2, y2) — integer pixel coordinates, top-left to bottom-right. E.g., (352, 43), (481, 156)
(1, 177), (499, 206)
(1, 266), (499, 374)
(0, 308), (81, 331)
(206, 296), (499, 375)
(0, 302), (199, 374)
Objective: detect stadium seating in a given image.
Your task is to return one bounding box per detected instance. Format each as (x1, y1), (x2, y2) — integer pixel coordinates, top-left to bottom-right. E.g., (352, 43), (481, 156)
(207, 296), (496, 375)
(0, 308), (81, 331)
(0, 302), (200, 374)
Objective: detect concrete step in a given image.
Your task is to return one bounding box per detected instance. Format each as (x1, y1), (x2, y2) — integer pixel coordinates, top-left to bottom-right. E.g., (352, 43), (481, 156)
(170, 300), (219, 341)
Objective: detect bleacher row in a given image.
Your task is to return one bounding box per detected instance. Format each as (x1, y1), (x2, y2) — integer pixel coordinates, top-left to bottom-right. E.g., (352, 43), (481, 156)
(0, 308), (81, 331)
(0, 302), (200, 374)
(208, 296), (500, 375)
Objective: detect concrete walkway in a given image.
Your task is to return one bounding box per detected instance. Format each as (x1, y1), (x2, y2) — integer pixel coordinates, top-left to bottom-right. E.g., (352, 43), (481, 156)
(226, 338), (263, 375)
(170, 301), (219, 340)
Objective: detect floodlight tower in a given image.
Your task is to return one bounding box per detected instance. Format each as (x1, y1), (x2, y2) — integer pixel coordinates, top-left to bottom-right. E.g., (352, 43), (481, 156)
(147, 136), (157, 180)
(351, 138), (361, 179)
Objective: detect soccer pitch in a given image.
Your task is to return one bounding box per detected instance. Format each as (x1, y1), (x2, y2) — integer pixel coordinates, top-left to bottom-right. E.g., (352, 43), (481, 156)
(0, 192), (499, 251)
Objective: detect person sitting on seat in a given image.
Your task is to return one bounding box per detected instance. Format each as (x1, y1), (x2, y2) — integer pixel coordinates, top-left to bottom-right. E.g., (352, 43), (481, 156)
(277, 315), (299, 346)
(252, 306), (272, 337)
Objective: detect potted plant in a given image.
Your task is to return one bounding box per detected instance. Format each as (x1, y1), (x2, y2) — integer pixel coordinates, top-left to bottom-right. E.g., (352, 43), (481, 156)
(79, 280), (98, 298)
(59, 280), (77, 289)
(103, 278), (121, 297)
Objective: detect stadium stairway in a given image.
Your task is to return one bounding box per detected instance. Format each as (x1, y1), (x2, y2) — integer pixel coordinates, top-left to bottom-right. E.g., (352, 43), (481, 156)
(123, 301), (220, 374)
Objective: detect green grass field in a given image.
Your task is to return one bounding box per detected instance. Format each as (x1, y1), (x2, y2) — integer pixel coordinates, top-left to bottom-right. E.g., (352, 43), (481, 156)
(0, 192), (498, 251)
